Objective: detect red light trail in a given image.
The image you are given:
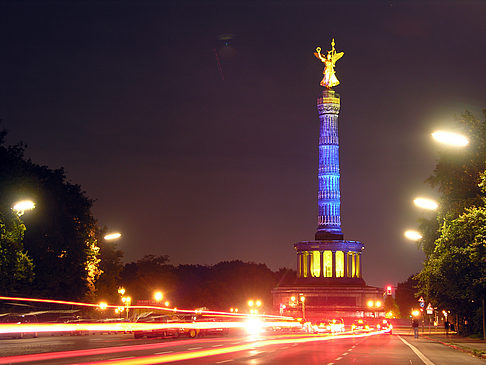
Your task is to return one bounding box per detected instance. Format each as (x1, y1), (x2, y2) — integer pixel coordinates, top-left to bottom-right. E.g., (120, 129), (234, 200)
(0, 330), (389, 365)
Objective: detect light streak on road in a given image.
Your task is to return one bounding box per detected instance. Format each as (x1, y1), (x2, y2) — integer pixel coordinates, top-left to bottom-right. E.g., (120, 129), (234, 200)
(0, 296), (294, 321)
(0, 330), (390, 365)
(0, 320), (301, 336)
(77, 331), (389, 365)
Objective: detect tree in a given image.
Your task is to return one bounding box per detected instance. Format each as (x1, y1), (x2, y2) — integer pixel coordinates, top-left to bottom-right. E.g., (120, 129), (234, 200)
(420, 110), (486, 256)
(93, 227), (124, 303)
(0, 208), (34, 295)
(119, 258), (292, 312)
(395, 275), (418, 318)
(416, 110), (486, 335)
(417, 171), (486, 334)
(0, 125), (101, 300)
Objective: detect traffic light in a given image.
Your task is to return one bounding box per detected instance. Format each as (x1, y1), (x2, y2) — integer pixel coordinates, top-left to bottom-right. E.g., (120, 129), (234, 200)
(386, 285), (392, 296)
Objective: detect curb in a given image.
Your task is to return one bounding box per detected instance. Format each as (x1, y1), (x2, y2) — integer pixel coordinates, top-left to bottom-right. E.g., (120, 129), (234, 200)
(423, 335), (486, 359)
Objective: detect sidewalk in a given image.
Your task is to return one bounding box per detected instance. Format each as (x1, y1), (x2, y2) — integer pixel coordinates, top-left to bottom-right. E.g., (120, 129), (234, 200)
(422, 333), (486, 359)
(394, 326), (486, 359)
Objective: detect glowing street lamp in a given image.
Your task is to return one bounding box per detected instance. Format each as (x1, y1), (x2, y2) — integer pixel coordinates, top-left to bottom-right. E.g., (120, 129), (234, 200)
(248, 300), (254, 308)
(413, 197), (438, 211)
(104, 232), (122, 241)
(12, 200), (35, 216)
(404, 230), (423, 241)
(118, 287), (125, 296)
(412, 309), (420, 317)
(121, 296), (131, 319)
(98, 302), (108, 310)
(432, 130), (469, 147)
(164, 301), (170, 307)
(154, 291), (163, 302)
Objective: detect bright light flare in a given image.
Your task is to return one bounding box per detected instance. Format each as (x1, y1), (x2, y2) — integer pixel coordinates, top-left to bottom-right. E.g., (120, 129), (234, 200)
(413, 197), (438, 211)
(154, 291), (163, 302)
(104, 232), (121, 240)
(98, 302), (108, 310)
(245, 317), (264, 335)
(404, 230), (422, 241)
(412, 310), (420, 317)
(12, 200), (35, 215)
(432, 130), (469, 147)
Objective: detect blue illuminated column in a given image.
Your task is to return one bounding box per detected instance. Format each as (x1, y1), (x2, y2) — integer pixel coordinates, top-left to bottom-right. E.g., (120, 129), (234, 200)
(315, 89), (343, 241)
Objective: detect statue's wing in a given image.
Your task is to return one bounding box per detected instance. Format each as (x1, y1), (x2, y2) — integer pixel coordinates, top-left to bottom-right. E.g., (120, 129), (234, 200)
(332, 52), (344, 62)
(314, 52), (321, 59)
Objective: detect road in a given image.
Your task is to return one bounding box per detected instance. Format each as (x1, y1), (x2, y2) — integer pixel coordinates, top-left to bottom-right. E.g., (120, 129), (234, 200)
(0, 332), (483, 364)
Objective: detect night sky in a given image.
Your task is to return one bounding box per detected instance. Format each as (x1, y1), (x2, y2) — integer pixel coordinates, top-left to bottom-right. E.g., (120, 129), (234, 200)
(2, 1), (486, 289)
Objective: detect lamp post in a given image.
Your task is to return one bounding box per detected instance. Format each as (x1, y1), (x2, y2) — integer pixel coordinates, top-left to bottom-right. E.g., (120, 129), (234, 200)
(247, 299), (262, 314)
(121, 296), (131, 319)
(300, 295), (306, 321)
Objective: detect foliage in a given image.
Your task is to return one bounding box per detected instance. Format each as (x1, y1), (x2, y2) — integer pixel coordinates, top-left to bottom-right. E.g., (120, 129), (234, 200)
(416, 110), (486, 335)
(416, 205), (486, 314)
(0, 125), (101, 300)
(383, 295), (400, 317)
(417, 172), (486, 334)
(119, 257), (296, 312)
(395, 275), (418, 319)
(93, 227), (124, 303)
(420, 110), (486, 256)
(0, 208), (34, 294)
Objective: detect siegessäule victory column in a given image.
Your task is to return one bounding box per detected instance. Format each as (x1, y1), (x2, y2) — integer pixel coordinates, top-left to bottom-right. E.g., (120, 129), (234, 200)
(272, 39), (384, 322)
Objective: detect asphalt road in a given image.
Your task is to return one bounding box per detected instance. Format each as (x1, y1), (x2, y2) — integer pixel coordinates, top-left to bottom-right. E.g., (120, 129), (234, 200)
(0, 332), (483, 364)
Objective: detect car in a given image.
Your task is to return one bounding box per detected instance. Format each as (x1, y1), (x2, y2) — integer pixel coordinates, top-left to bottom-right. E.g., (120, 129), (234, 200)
(314, 318), (345, 333)
(0, 313), (39, 339)
(133, 313), (180, 339)
(351, 319), (370, 332)
(375, 319), (393, 334)
(178, 315), (230, 338)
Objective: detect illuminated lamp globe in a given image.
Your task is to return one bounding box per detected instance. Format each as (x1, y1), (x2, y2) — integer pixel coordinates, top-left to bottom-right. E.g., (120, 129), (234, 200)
(104, 232), (122, 241)
(154, 291), (163, 302)
(12, 200), (35, 216)
(413, 197), (438, 211)
(432, 130), (469, 147)
(404, 230), (422, 241)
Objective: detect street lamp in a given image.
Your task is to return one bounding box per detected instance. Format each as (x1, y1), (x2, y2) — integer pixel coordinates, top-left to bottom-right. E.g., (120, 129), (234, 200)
(104, 232), (122, 241)
(404, 230), (422, 241)
(300, 295), (306, 321)
(154, 291), (163, 302)
(12, 200), (35, 216)
(413, 197), (438, 211)
(121, 296), (131, 319)
(431, 130), (469, 147)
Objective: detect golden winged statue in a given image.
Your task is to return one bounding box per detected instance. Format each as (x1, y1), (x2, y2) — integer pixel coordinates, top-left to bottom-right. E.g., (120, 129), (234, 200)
(314, 39), (344, 89)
